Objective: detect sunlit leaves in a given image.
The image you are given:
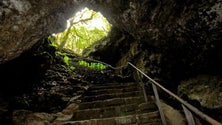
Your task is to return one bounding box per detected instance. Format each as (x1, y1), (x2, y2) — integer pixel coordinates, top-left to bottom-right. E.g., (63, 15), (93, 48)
(78, 60), (107, 70)
(52, 7), (111, 55)
(63, 55), (69, 66)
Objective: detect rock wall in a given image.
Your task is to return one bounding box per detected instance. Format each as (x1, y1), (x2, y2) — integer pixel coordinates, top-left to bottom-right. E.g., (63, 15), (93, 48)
(1, 0), (222, 123)
(1, 0), (221, 63)
(0, 0), (79, 63)
(178, 75), (222, 121)
(1, 0), (222, 88)
(85, 0), (222, 90)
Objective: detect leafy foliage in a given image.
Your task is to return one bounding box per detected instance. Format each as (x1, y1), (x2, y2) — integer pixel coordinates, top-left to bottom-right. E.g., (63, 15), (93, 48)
(69, 66), (76, 71)
(54, 51), (75, 71)
(78, 60), (107, 70)
(52, 8), (111, 55)
(63, 55), (69, 66)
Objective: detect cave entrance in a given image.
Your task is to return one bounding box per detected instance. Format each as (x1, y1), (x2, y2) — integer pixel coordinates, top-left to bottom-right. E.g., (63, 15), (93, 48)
(50, 7), (112, 55)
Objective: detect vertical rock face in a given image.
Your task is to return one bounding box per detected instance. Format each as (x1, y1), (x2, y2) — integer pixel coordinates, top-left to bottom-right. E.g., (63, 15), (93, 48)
(1, 0), (222, 64)
(0, 0), (222, 86)
(0, 0), (222, 123)
(85, 0), (222, 89)
(0, 0), (79, 63)
(177, 75), (222, 121)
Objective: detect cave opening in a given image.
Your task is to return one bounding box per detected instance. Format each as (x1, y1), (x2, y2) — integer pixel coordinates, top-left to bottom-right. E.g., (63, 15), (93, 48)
(1, 1), (222, 124)
(50, 7), (112, 55)
(0, 7), (114, 121)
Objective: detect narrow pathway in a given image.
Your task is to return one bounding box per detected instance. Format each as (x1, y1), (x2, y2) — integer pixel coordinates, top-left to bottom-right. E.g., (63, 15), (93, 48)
(65, 82), (162, 125)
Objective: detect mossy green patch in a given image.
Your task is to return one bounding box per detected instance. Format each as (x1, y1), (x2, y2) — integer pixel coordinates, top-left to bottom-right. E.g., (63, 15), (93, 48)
(78, 60), (107, 70)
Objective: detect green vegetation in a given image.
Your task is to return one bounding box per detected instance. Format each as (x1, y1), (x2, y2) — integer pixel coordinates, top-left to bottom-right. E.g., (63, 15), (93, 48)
(48, 35), (56, 47)
(54, 51), (76, 71)
(63, 55), (69, 66)
(47, 8), (111, 72)
(53, 50), (107, 71)
(69, 66), (76, 71)
(78, 60), (107, 70)
(51, 7), (111, 55)
(55, 51), (69, 65)
(63, 56), (76, 71)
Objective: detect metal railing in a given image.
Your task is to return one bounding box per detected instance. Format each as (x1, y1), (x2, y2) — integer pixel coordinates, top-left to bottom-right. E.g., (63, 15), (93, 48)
(127, 62), (222, 125)
(76, 57), (222, 125)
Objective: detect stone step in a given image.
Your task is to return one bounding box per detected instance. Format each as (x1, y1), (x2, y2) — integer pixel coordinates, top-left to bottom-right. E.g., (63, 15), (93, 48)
(84, 86), (140, 96)
(74, 102), (158, 120)
(79, 96), (145, 109)
(89, 82), (138, 90)
(81, 91), (142, 102)
(64, 111), (161, 125)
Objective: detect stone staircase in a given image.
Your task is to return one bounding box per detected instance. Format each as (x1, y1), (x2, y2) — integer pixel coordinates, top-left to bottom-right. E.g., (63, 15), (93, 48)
(65, 82), (162, 125)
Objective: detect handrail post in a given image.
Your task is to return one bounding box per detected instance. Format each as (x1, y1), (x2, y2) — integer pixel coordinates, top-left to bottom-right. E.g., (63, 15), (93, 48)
(127, 62), (222, 125)
(152, 83), (167, 125)
(182, 104), (196, 125)
(136, 71), (148, 103)
(129, 62), (166, 124)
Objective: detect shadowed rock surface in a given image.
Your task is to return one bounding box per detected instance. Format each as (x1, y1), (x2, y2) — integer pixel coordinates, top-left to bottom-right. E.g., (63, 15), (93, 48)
(1, 0), (222, 124)
(178, 74), (222, 122)
(1, 0), (222, 89)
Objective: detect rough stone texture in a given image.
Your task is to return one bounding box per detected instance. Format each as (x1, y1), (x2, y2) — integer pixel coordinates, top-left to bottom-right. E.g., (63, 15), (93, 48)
(1, 0), (222, 87)
(1, 0), (222, 64)
(85, 0), (222, 90)
(177, 75), (222, 123)
(12, 103), (79, 125)
(0, 0), (80, 63)
(178, 75), (222, 109)
(1, 0), (222, 123)
(161, 101), (186, 125)
(13, 110), (54, 125)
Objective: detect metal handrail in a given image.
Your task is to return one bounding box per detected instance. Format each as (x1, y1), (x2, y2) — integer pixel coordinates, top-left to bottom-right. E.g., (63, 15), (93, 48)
(151, 82), (167, 125)
(127, 62), (222, 125)
(129, 62), (166, 125)
(75, 57), (222, 125)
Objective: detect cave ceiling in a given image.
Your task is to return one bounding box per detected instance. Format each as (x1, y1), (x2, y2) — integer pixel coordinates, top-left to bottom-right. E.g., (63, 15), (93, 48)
(0, 0), (221, 64)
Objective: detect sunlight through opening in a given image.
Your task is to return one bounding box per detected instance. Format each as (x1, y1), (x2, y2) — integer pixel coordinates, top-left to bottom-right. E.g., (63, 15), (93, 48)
(51, 7), (112, 55)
